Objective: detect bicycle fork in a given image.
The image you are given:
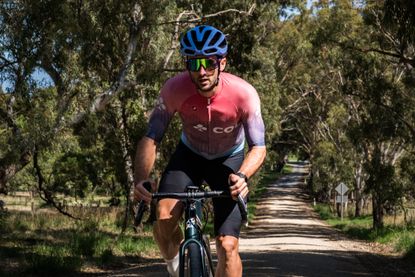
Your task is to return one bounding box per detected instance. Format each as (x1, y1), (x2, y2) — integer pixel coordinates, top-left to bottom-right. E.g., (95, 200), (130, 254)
(179, 202), (214, 276)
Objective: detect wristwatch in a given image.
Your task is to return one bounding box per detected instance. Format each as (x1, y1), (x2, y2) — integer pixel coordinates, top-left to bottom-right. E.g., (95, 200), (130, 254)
(235, 172), (248, 182)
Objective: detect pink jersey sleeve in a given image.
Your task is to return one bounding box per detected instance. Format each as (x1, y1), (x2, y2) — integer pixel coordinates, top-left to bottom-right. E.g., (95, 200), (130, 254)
(241, 84), (265, 148)
(145, 73), (195, 142)
(145, 78), (179, 142)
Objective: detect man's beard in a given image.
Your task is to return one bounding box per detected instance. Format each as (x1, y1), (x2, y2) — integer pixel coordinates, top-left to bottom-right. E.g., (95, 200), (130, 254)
(193, 76), (219, 92)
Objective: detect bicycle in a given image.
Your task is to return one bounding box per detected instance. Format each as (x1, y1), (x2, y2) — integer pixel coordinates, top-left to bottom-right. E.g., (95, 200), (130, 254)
(134, 182), (248, 277)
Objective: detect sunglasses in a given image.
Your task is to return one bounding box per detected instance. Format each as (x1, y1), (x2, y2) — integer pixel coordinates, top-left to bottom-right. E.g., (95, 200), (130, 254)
(186, 58), (220, 72)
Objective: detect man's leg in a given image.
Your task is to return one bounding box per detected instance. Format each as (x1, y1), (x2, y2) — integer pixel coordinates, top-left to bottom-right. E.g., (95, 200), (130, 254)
(203, 151), (244, 277)
(215, 235), (242, 277)
(154, 142), (202, 261)
(153, 198), (183, 276)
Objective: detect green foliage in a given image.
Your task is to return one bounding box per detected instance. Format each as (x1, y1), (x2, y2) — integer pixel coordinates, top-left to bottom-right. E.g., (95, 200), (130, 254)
(395, 230), (415, 254)
(0, 210), (9, 233)
(52, 152), (98, 197)
(26, 244), (82, 276)
(0, 209), (158, 274)
(314, 203), (415, 259)
(314, 203), (335, 220)
(1, 0), (414, 237)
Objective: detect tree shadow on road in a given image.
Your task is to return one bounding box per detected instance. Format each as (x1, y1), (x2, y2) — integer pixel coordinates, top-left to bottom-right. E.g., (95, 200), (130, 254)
(241, 249), (414, 277)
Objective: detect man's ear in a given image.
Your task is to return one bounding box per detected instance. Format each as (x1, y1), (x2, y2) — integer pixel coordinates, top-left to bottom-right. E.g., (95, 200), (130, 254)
(219, 57), (227, 71)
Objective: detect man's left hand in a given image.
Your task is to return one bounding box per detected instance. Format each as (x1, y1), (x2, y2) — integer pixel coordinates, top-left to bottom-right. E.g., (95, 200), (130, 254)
(229, 173), (249, 201)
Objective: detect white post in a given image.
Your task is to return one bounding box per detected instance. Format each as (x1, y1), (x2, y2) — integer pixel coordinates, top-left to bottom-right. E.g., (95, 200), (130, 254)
(340, 185), (344, 221)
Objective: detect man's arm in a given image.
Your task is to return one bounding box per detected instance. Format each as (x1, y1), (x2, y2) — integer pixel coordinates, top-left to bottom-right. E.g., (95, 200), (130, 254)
(133, 136), (157, 203)
(237, 146), (266, 179)
(229, 146), (266, 200)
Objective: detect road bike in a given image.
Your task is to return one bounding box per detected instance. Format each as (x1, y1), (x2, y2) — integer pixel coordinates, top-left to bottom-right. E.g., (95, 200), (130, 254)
(134, 183), (247, 277)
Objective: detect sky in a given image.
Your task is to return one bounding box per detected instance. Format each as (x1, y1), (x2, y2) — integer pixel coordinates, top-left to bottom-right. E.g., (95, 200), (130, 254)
(1, 67), (54, 92)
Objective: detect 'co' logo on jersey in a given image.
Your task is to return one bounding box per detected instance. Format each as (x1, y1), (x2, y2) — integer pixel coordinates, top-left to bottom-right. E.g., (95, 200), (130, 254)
(193, 124), (237, 133)
(213, 126), (235, 134)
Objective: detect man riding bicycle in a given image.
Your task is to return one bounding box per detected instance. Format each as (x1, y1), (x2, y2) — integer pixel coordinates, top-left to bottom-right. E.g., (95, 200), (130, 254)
(133, 25), (266, 277)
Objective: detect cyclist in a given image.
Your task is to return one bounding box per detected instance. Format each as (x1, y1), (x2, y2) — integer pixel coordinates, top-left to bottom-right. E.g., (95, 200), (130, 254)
(133, 25), (266, 277)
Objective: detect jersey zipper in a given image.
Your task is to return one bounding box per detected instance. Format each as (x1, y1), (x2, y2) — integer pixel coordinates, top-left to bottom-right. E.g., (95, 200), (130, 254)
(207, 97), (211, 154)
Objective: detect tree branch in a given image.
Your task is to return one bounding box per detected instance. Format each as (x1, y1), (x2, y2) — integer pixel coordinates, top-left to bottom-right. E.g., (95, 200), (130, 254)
(70, 4), (144, 126)
(346, 91), (415, 140)
(33, 146), (80, 219)
(161, 4), (256, 70)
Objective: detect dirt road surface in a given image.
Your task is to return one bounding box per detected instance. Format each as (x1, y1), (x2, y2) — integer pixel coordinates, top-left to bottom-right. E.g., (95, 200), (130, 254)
(103, 162), (414, 277)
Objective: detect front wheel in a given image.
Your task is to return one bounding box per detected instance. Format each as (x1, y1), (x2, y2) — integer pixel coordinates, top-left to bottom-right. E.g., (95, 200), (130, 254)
(186, 242), (203, 277)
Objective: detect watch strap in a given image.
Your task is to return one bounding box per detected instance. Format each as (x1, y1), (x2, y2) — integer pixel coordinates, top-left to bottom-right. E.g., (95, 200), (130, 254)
(235, 172), (248, 182)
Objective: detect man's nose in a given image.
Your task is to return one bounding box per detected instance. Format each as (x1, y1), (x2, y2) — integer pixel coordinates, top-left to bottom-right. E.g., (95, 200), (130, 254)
(198, 65), (207, 75)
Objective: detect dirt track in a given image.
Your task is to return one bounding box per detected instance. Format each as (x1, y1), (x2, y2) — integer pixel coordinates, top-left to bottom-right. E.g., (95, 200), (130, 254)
(102, 162), (414, 277)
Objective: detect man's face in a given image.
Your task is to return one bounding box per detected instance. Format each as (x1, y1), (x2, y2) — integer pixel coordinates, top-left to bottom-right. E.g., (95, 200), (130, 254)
(186, 56), (226, 94)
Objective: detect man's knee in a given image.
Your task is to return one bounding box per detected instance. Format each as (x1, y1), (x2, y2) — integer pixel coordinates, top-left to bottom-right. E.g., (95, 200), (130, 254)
(216, 235), (239, 256)
(155, 199), (183, 233)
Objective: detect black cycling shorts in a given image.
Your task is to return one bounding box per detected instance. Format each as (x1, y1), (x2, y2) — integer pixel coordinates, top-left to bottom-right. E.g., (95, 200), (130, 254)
(158, 141), (244, 238)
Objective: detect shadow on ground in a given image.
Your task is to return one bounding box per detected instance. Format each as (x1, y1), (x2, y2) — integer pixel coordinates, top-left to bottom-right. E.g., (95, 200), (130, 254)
(241, 249), (412, 277)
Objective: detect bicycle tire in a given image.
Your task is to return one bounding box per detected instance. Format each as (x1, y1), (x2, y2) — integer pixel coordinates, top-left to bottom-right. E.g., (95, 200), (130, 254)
(202, 235), (214, 277)
(186, 242), (204, 277)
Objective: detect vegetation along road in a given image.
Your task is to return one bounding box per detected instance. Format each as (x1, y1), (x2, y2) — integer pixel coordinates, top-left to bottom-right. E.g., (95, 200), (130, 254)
(105, 162), (414, 277)
(1, 1), (415, 276)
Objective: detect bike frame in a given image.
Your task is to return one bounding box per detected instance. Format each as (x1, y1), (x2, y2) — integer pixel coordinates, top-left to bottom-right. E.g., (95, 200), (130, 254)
(179, 193), (215, 277)
(134, 183), (247, 277)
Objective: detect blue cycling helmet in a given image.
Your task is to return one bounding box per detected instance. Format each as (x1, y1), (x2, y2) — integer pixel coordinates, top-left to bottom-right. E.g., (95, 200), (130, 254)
(180, 25), (228, 57)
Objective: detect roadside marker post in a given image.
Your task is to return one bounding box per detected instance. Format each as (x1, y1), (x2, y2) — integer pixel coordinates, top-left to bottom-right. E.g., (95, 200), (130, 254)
(335, 182), (349, 221)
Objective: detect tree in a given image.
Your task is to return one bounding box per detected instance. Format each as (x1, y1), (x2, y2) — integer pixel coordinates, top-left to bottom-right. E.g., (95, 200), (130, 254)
(1, 0), (283, 227)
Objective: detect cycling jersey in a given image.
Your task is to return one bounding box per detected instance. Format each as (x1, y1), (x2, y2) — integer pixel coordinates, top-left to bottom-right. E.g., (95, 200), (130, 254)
(146, 72), (265, 159)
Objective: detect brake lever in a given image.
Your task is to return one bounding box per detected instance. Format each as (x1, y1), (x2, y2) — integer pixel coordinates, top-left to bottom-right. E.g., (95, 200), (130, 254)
(237, 194), (248, 227)
(134, 182), (152, 227)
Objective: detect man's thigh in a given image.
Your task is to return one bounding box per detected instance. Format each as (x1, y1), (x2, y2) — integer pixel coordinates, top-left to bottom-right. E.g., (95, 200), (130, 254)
(204, 151), (244, 238)
(158, 142), (204, 193)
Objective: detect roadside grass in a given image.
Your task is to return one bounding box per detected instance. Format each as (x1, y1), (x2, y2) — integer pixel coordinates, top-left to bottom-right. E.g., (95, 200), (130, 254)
(313, 203), (415, 261)
(0, 164), (295, 275)
(0, 208), (158, 275)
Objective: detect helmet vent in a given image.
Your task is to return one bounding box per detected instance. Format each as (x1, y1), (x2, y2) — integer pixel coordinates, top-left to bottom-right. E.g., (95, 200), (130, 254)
(182, 35), (191, 47)
(218, 38), (227, 48)
(191, 30), (212, 51)
(209, 32), (222, 46)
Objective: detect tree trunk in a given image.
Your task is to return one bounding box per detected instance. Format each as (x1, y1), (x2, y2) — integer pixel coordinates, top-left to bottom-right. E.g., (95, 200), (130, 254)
(372, 194), (384, 229)
(117, 100), (135, 233)
(355, 195), (364, 217)
(354, 159), (365, 217)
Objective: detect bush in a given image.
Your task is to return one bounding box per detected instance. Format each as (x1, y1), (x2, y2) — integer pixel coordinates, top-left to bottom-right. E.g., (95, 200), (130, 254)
(395, 229), (415, 254)
(314, 203), (334, 220)
(0, 210), (10, 233)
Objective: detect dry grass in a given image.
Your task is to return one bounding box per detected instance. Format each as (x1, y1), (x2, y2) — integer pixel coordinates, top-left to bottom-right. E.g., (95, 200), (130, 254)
(0, 206), (158, 276)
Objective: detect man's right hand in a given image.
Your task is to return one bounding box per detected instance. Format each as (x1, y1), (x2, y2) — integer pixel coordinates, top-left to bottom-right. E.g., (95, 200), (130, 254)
(133, 180), (155, 204)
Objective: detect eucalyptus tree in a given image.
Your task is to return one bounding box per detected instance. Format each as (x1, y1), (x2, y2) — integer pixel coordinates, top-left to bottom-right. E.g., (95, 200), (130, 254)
(0, 1), (175, 225)
(1, 0), (293, 229)
(341, 0), (415, 228)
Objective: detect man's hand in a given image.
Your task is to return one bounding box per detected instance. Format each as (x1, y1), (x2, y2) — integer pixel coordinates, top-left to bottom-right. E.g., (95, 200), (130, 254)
(133, 180), (156, 204)
(229, 173), (249, 201)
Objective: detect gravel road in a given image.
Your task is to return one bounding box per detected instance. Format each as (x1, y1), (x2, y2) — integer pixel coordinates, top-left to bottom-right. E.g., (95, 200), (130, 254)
(240, 162), (376, 276)
(103, 161), (414, 277)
